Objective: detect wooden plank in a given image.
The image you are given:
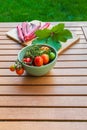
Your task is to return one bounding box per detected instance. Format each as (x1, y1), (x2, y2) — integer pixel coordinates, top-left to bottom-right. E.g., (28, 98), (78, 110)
(69, 43), (87, 48)
(0, 68), (87, 76)
(79, 39), (87, 43)
(0, 108), (87, 120)
(0, 31), (8, 35)
(0, 122), (87, 130)
(62, 49), (87, 54)
(60, 27), (82, 30)
(0, 27), (82, 32)
(0, 69), (26, 76)
(68, 28), (83, 35)
(55, 61), (87, 68)
(0, 44), (23, 50)
(58, 55), (87, 61)
(0, 55), (87, 61)
(48, 69), (87, 76)
(0, 96), (87, 106)
(0, 77), (87, 85)
(0, 35), (11, 40)
(0, 85), (87, 95)
(0, 48), (87, 55)
(0, 50), (19, 55)
(0, 62), (15, 68)
(51, 22), (87, 26)
(0, 39), (18, 44)
(0, 43), (86, 49)
(0, 45), (22, 49)
(0, 28), (12, 31)
(77, 35), (85, 39)
(71, 30), (83, 35)
(82, 27), (87, 40)
(0, 56), (17, 61)
(0, 22), (20, 27)
(0, 42), (86, 49)
(0, 21), (87, 27)
(1, 61), (87, 68)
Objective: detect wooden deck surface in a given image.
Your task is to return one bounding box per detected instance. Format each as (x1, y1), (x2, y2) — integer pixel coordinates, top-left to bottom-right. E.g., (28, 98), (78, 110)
(0, 22), (87, 130)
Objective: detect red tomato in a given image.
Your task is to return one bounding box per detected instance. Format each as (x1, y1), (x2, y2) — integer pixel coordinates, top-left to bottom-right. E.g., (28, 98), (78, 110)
(23, 58), (32, 62)
(9, 65), (15, 71)
(16, 68), (24, 75)
(34, 56), (43, 66)
(41, 54), (49, 64)
(23, 58), (27, 62)
(23, 57), (32, 65)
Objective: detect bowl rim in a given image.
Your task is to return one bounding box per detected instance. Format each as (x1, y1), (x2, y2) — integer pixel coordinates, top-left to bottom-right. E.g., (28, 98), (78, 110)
(18, 44), (58, 69)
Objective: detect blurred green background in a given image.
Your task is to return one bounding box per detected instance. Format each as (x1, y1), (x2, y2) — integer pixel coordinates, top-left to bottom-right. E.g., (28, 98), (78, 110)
(0, 0), (87, 22)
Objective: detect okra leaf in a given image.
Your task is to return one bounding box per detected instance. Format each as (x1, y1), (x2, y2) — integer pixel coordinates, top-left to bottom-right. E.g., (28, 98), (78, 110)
(47, 37), (62, 51)
(51, 23), (64, 33)
(35, 29), (51, 39)
(32, 38), (47, 45)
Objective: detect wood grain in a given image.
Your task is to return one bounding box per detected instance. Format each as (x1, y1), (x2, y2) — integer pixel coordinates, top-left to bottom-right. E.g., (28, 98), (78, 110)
(0, 21), (87, 27)
(58, 55), (87, 60)
(1, 48), (87, 55)
(0, 96), (87, 106)
(0, 44), (22, 49)
(82, 27), (87, 40)
(0, 55), (87, 61)
(0, 43), (87, 49)
(0, 68), (87, 76)
(55, 61), (87, 68)
(0, 122), (87, 130)
(0, 108), (87, 120)
(0, 61), (87, 68)
(0, 39), (18, 44)
(0, 85), (87, 95)
(0, 77), (87, 85)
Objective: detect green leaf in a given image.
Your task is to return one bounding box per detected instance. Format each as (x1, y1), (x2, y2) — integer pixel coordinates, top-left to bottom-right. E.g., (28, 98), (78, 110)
(57, 34), (67, 42)
(51, 33), (59, 42)
(51, 23), (64, 33)
(56, 29), (73, 42)
(32, 38), (47, 45)
(47, 37), (62, 51)
(35, 28), (51, 39)
(63, 29), (72, 39)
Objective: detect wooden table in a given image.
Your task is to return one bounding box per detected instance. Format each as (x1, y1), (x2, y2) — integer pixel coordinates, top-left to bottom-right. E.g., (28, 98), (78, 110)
(0, 22), (87, 130)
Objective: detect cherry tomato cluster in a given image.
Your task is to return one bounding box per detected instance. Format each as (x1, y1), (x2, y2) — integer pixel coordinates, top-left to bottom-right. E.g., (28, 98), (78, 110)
(9, 60), (24, 75)
(22, 45), (56, 67)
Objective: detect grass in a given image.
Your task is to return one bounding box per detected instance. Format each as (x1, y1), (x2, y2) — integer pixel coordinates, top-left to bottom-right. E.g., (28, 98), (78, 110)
(0, 0), (87, 22)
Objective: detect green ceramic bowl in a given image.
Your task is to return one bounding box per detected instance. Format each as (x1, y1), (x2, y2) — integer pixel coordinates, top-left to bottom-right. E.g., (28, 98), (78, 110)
(18, 44), (58, 76)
